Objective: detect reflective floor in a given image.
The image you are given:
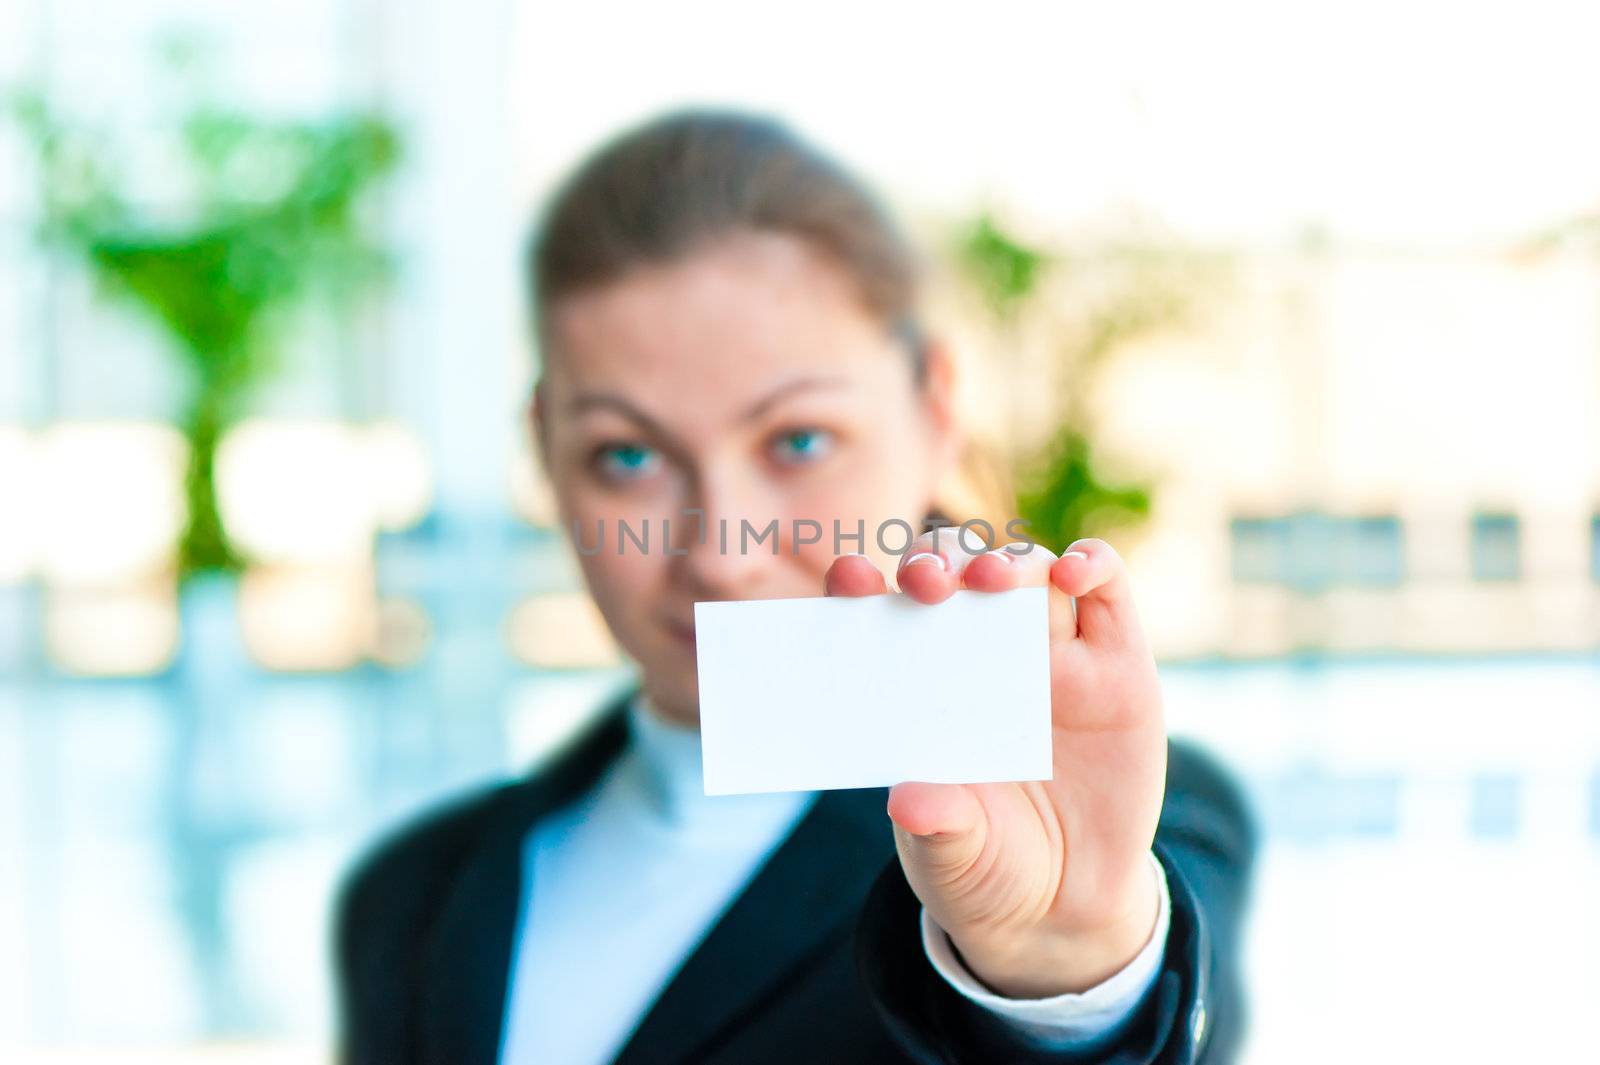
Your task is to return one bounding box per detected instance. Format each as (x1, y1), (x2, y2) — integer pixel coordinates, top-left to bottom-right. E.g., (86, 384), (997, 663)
(3, 635), (1597, 1063)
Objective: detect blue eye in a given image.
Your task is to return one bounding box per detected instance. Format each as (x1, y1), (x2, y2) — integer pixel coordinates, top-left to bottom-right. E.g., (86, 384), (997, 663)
(771, 428), (834, 466)
(594, 443), (660, 481)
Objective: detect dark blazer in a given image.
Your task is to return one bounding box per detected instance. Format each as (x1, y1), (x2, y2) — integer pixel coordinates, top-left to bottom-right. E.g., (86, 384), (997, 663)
(334, 690), (1255, 1064)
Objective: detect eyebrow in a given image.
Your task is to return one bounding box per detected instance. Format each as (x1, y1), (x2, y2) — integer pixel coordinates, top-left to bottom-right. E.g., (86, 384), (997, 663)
(566, 375), (853, 432)
(739, 374), (853, 421)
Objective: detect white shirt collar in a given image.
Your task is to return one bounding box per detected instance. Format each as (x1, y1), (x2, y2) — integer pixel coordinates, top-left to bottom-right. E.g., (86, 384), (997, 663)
(623, 690), (814, 830)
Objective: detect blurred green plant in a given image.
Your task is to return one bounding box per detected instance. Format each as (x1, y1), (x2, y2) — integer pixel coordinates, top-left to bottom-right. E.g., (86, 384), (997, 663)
(959, 213), (1051, 321)
(952, 212), (1224, 554)
(9, 65), (399, 582)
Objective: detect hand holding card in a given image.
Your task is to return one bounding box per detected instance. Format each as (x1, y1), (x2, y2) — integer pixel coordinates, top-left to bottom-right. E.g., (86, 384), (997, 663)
(820, 534), (1170, 1002)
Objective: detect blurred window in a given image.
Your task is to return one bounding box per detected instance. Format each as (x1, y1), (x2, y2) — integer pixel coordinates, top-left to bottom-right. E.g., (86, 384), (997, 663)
(1266, 770), (1401, 843)
(1469, 512), (1521, 582)
(1229, 517), (1291, 585)
(1468, 775), (1521, 839)
(1231, 512), (1405, 591)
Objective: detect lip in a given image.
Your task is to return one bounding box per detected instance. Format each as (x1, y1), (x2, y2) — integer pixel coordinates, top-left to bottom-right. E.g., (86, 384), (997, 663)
(663, 618), (697, 647)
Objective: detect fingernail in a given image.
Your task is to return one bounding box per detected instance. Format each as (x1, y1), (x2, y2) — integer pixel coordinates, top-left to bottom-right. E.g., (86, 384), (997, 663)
(903, 552), (946, 570)
(1064, 550), (1090, 561)
(983, 548), (1012, 564)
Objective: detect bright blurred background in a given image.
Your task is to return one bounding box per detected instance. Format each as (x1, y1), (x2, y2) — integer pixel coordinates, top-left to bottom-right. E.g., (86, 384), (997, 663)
(3, 1), (1599, 1062)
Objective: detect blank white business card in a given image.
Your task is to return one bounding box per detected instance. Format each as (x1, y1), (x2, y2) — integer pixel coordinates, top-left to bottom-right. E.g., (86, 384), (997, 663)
(694, 587), (1053, 796)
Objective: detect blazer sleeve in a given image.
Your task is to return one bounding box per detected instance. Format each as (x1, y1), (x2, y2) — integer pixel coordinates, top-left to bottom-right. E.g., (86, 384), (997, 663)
(854, 739), (1257, 1065)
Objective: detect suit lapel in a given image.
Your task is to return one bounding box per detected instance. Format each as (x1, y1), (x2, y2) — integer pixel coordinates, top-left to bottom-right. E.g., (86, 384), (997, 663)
(416, 697), (632, 1065)
(612, 784), (895, 1065)
(408, 687), (899, 1065)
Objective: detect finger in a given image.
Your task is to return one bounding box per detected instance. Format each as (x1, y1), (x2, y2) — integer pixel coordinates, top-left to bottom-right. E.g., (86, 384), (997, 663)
(824, 553), (889, 597)
(886, 781), (985, 879)
(894, 528), (976, 603)
(960, 541), (1056, 592)
(964, 541), (1080, 643)
(1048, 538), (1146, 647)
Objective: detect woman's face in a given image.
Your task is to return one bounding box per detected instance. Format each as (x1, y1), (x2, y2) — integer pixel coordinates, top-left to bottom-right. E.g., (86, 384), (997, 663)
(534, 230), (958, 724)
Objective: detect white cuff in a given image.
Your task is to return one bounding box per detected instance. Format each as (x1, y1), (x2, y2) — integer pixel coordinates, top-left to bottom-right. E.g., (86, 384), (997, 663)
(920, 851), (1171, 1049)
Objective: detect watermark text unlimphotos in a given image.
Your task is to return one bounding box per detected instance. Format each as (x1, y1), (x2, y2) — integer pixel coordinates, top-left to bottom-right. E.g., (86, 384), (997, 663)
(566, 511), (1039, 558)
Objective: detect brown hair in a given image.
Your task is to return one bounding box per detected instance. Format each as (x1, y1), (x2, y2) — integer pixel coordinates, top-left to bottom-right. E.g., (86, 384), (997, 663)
(528, 108), (928, 381)
(528, 108), (1017, 533)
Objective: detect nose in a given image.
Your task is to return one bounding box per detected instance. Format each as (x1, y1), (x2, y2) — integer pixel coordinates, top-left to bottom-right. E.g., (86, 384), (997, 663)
(670, 469), (786, 600)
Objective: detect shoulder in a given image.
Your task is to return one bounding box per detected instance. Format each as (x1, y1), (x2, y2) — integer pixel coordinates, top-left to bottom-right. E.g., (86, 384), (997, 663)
(1161, 737), (1257, 870)
(331, 777), (542, 1063)
(333, 701), (633, 966)
(332, 779), (523, 967)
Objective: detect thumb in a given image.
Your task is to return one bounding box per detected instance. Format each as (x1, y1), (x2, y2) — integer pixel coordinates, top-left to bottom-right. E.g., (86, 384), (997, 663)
(886, 781), (987, 883)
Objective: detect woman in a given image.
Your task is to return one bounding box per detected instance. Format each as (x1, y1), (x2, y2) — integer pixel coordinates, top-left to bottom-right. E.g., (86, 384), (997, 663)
(335, 110), (1254, 1065)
